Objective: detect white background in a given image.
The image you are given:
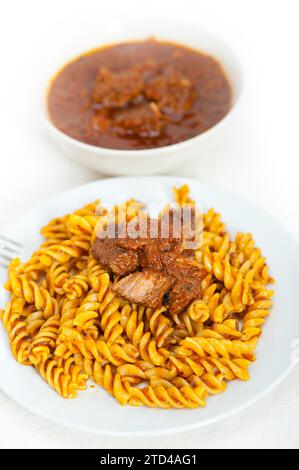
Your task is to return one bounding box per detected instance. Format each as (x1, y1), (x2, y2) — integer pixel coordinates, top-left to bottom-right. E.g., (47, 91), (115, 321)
(0, 0), (298, 449)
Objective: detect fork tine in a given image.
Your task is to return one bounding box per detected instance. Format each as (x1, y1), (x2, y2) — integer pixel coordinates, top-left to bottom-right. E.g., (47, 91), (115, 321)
(0, 243), (20, 256)
(0, 235), (22, 269)
(0, 254), (12, 269)
(0, 252), (16, 262)
(0, 235), (22, 248)
(0, 251), (18, 268)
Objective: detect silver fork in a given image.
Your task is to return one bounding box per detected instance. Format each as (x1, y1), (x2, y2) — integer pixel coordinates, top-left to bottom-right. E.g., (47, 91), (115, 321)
(0, 235), (22, 268)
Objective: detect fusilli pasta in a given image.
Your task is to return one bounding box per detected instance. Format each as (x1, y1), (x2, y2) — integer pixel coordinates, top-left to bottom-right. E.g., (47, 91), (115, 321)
(0, 185), (274, 408)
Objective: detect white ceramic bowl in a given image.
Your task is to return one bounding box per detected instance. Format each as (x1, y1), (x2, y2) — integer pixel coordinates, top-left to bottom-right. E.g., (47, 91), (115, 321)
(43, 19), (243, 175)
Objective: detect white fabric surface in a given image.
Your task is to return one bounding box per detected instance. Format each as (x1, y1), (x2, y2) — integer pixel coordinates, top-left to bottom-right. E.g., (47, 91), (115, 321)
(0, 0), (298, 449)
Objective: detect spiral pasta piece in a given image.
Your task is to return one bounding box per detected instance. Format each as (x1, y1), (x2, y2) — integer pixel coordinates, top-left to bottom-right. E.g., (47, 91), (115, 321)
(37, 240), (87, 267)
(178, 335), (255, 361)
(200, 356), (251, 381)
(1, 297), (31, 364)
(59, 327), (139, 366)
(95, 273), (123, 343)
(65, 214), (96, 240)
(36, 356), (88, 398)
(72, 290), (101, 331)
(146, 306), (174, 347)
(41, 217), (68, 241)
(5, 275), (59, 319)
(47, 261), (69, 295)
(241, 298), (273, 341)
(74, 200), (103, 217)
(204, 208), (226, 235)
(62, 270), (89, 300)
(173, 184), (195, 206)
(24, 310), (46, 337)
(87, 255), (106, 292)
(188, 299), (210, 324)
(29, 315), (60, 365)
(127, 376), (207, 408)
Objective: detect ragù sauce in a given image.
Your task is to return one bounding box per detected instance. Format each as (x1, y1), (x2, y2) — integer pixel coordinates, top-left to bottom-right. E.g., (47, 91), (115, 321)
(47, 39), (232, 150)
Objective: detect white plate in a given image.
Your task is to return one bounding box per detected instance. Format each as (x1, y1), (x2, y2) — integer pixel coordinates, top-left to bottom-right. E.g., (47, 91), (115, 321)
(0, 176), (298, 436)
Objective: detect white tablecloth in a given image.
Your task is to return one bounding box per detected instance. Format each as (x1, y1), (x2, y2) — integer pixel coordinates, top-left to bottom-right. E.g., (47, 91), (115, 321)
(0, 0), (298, 449)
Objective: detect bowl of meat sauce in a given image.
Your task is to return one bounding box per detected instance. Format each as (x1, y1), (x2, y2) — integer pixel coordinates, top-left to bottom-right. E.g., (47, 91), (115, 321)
(44, 20), (243, 174)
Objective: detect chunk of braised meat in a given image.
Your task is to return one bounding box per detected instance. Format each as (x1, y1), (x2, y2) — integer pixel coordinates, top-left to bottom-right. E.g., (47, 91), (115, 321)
(138, 241), (164, 271)
(113, 102), (164, 138)
(114, 215), (183, 251)
(145, 67), (196, 120)
(167, 277), (201, 315)
(162, 252), (201, 285)
(92, 66), (144, 109)
(159, 205), (201, 253)
(158, 209), (185, 252)
(181, 205), (197, 247)
(138, 240), (183, 272)
(180, 205), (201, 252)
(91, 237), (138, 276)
(161, 252), (202, 314)
(112, 269), (171, 309)
(114, 215), (183, 271)
(91, 215), (203, 313)
(109, 217), (154, 252)
(91, 108), (111, 133)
